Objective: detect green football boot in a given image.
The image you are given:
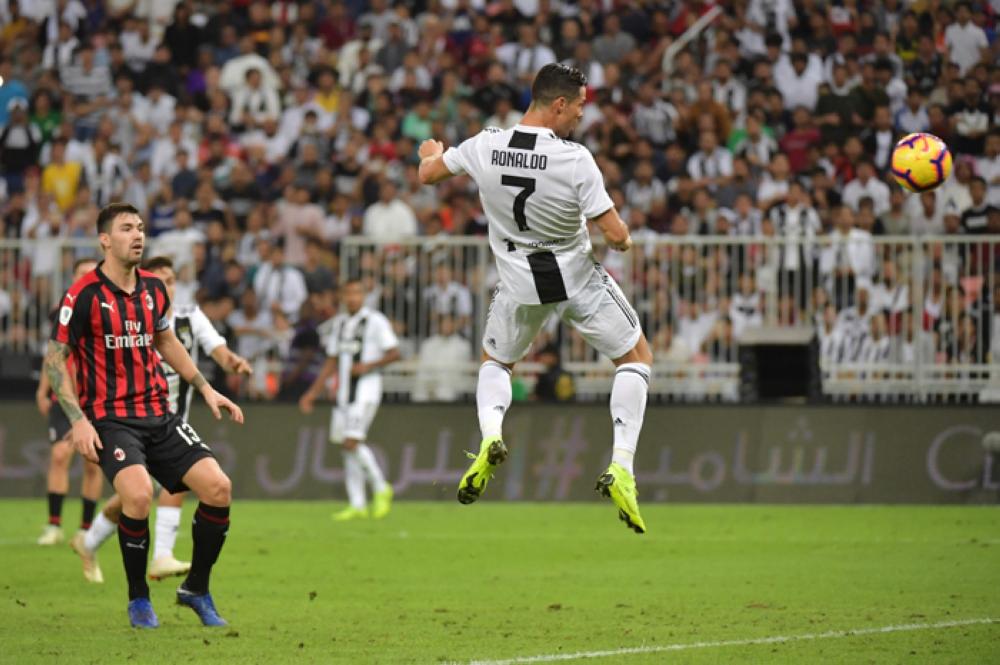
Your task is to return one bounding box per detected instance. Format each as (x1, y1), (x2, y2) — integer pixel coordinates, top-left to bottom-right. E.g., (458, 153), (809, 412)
(457, 436), (508, 504)
(595, 462), (646, 534)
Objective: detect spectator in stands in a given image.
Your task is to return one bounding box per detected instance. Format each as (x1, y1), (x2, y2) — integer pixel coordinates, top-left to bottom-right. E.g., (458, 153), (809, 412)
(1, 98), (40, 190)
(532, 343), (576, 403)
(756, 153), (792, 211)
(275, 183), (325, 266)
(423, 260), (472, 337)
(775, 51), (823, 112)
(843, 159), (891, 216)
(413, 314), (472, 403)
(863, 105), (898, 173)
(301, 238), (335, 294)
(732, 112), (779, 172)
(363, 180), (417, 240)
(688, 130), (733, 192)
(229, 67), (281, 131)
(949, 77), (991, 157)
(895, 88), (930, 134)
(592, 14), (635, 66)
(631, 81), (679, 149)
(253, 236), (308, 323)
(944, 2), (989, 77)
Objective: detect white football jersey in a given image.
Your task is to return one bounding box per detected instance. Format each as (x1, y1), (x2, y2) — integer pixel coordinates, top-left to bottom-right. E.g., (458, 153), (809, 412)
(160, 304), (227, 422)
(443, 124), (614, 305)
(323, 306), (399, 406)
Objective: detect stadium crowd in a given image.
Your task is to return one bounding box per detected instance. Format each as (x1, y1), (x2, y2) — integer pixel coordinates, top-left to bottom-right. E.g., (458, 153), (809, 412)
(1, 0), (999, 401)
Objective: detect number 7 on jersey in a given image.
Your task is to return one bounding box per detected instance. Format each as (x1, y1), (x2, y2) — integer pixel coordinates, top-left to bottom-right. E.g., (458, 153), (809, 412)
(501, 175), (536, 232)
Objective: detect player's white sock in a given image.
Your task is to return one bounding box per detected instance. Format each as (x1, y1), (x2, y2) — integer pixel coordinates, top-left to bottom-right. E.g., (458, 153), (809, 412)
(477, 360), (512, 440)
(355, 443), (388, 493)
(83, 511), (116, 552)
(343, 449), (367, 509)
(153, 506), (182, 560)
(609, 363), (650, 476)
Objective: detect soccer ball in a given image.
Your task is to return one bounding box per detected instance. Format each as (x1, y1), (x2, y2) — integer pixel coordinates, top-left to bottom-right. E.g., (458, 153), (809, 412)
(890, 132), (953, 193)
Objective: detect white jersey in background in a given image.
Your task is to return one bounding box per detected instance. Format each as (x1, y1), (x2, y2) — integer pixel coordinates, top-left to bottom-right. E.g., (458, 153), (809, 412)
(160, 304), (226, 422)
(323, 306), (399, 407)
(443, 124), (614, 305)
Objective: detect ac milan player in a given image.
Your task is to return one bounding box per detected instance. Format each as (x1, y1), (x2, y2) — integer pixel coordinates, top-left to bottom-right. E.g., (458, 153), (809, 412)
(45, 203), (244, 629)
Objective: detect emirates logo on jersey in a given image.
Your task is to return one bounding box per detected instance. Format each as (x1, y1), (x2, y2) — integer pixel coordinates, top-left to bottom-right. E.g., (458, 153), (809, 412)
(105, 320), (152, 349)
(113, 447), (126, 462)
(145, 292), (154, 311)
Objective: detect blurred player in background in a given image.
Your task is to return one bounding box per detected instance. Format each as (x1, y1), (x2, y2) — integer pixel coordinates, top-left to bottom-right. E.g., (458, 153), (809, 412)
(418, 64), (652, 534)
(300, 278), (400, 521)
(72, 256), (251, 584)
(36, 257), (104, 546)
(47, 203), (243, 628)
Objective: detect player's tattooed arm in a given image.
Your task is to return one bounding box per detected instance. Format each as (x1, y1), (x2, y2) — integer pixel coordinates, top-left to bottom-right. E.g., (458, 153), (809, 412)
(191, 372), (208, 391)
(44, 341), (84, 424)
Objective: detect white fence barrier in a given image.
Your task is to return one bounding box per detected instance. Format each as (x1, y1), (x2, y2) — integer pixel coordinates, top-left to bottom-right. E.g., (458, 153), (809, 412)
(2, 235), (998, 403)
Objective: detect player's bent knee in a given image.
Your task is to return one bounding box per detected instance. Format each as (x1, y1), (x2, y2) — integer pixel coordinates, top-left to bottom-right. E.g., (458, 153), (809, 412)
(82, 460), (102, 479)
(121, 487), (154, 517)
(201, 473), (232, 507)
(115, 467), (155, 517)
(50, 442), (72, 468)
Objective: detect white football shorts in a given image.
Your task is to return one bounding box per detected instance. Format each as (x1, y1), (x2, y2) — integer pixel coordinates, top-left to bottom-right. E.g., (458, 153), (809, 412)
(482, 263), (642, 364)
(329, 401), (380, 443)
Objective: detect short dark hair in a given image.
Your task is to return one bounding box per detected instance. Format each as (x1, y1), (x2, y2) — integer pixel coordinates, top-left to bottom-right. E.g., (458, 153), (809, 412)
(143, 255), (174, 272)
(531, 63), (587, 107)
(96, 202), (140, 234)
(72, 257), (97, 272)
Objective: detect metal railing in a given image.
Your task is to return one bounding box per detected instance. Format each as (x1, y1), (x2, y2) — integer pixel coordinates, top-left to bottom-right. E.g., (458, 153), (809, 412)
(3, 235), (999, 403)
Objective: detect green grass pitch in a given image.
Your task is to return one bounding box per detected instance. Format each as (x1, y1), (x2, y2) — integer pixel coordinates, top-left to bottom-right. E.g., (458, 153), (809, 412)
(2, 500), (998, 664)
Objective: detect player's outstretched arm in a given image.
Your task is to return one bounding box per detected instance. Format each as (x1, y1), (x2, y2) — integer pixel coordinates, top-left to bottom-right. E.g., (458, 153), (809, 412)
(299, 356), (338, 414)
(417, 139), (454, 185)
(155, 328), (244, 423)
(591, 207), (633, 252)
(44, 340), (103, 462)
(210, 345), (253, 375)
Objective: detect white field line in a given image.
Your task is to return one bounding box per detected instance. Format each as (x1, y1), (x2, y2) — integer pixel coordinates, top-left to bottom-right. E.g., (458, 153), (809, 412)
(462, 617), (998, 665)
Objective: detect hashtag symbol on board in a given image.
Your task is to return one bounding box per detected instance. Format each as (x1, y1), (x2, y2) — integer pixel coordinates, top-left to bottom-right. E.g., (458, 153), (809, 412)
(533, 417), (587, 500)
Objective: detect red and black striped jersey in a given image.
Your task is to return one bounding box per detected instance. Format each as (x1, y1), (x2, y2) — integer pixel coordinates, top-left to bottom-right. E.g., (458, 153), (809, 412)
(50, 262), (172, 421)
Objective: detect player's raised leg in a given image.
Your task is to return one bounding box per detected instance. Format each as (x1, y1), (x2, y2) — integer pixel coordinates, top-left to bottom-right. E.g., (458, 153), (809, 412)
(561, 266), (650, 533)
(112, 464), (159, 628)
(458, 356), (513, 504)
(459, 288), (548, 504)
(176, 457), (231, 627)
(596, 336), (652, 534)
(149, 489), (190, 580)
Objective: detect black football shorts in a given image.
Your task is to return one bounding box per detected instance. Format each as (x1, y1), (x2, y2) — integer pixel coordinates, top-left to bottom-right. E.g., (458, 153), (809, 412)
(93, 413), (215, 493)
